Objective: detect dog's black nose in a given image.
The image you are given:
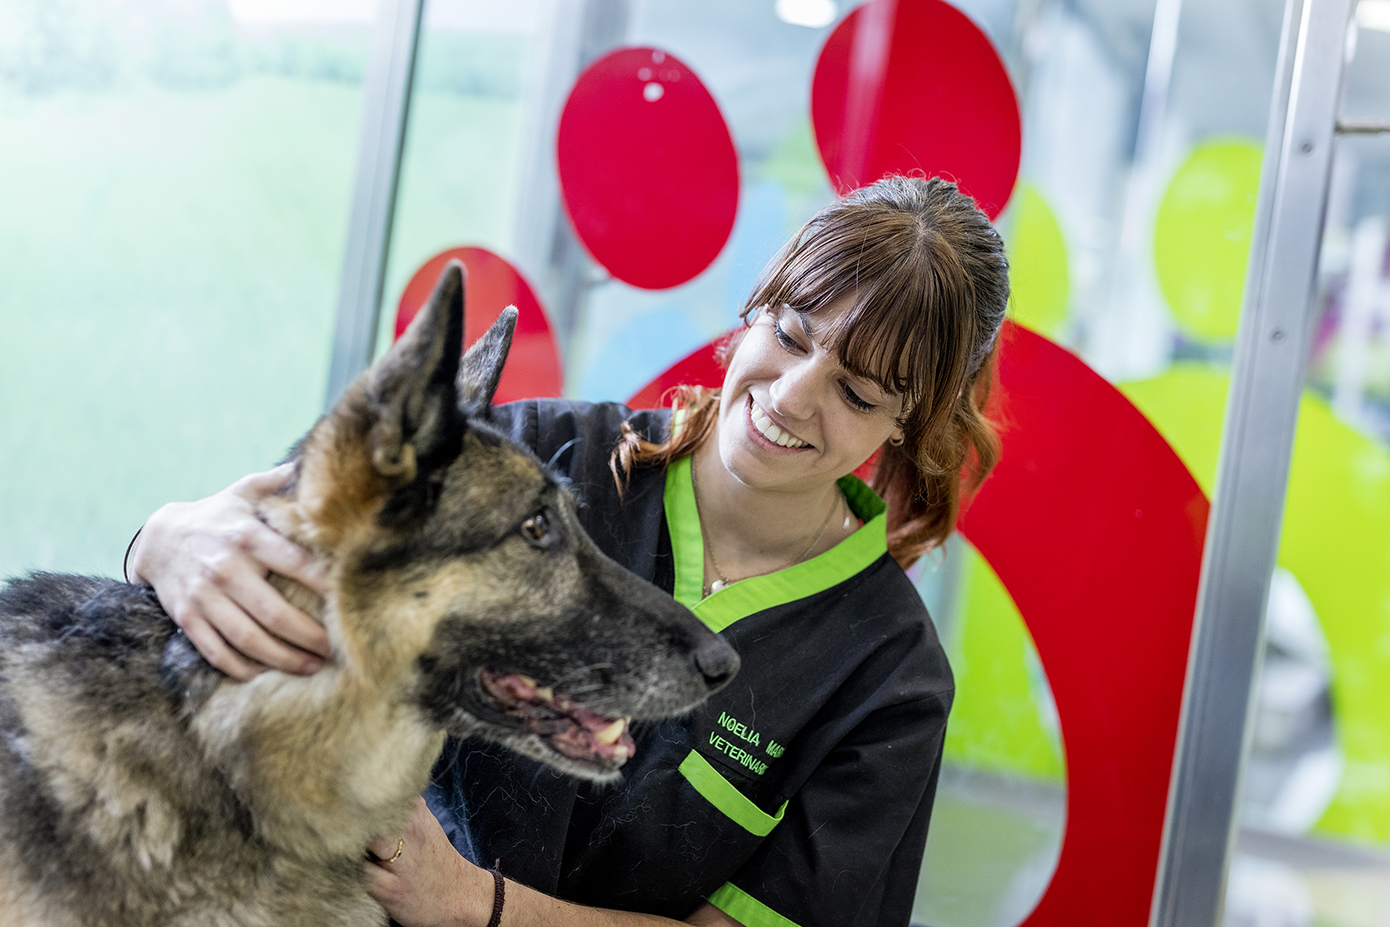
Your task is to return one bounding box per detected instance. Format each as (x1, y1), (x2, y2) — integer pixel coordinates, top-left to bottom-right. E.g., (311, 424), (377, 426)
(694, 637), (740, 689)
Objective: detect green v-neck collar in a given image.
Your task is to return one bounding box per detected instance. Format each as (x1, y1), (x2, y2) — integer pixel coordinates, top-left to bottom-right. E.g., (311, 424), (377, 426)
(664, 456), (888, 633)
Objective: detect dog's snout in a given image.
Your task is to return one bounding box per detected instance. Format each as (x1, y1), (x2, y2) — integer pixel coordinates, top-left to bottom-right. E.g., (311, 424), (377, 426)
(694, 637), (739, 690)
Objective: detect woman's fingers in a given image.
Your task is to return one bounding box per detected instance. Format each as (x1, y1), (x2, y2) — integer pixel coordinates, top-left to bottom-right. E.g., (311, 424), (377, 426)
(234, 462), (296, 497)
(229, 466), (332, 595)
(194, 589), (324, 676)
(363, 827), (410, 912)
(255, 530), (333, 600)
(172, 609), (269, 682)
(226, 572), (331, 661)
(133, 465), (335, 675)
(367, 833), (404, 864)
(216, 521), (331, 658)
(230, 466), (333, 601)
(364, 798), (491, 927)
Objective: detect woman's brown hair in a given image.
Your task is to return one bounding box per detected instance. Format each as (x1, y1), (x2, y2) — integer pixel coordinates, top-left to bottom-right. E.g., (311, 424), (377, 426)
(611, 175), (1010, 570)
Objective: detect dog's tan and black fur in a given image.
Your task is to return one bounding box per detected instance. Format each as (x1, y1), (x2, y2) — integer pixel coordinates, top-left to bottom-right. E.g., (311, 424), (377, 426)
(0, 262), (738, 926)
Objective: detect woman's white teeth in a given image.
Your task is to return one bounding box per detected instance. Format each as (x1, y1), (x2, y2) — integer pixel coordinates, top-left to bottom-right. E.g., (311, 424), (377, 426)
(750, 400), (807, 448)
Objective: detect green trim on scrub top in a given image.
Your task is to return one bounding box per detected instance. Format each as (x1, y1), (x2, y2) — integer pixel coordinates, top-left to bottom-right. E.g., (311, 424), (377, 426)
(663, 456), (888, 631)
(707, 882), (803, 927)
(678, 749), (788, 836)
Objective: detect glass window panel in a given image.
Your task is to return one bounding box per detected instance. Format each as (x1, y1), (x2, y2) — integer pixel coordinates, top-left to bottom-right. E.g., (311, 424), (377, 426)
(373, 0), (541, 358)
(918, 0), (1280, 921)
(376, 0), (1342, 924)
(1224, 12), (1390, 924)
(910, 539), (1065, 927)
(0, 0), (369, 575)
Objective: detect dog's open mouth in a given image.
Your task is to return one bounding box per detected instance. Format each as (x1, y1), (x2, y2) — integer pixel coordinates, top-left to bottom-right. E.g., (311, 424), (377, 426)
(479, 669), (637, 770)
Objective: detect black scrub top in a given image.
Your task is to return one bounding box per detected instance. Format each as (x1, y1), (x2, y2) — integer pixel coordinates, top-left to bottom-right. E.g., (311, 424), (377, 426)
(427, 400), (953, 927)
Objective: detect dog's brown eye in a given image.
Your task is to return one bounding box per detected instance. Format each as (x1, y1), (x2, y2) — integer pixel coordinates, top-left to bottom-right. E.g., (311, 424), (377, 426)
(521, 512), (550, 545)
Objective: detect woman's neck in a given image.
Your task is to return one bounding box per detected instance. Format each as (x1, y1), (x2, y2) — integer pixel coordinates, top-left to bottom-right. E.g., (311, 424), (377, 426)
(690, 444), (855, 586)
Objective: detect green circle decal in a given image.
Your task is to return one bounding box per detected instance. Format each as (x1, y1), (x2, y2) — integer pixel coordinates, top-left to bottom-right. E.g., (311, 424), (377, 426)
(941, 541), (1066, 782)
(1153, 139), (1262, 341)
(1122, 368), (1390, 843)
(1004, 183), (1069, 337)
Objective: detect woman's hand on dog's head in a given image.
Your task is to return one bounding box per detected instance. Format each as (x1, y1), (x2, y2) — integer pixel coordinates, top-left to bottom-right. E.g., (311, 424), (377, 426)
(131, 464), (333, 681)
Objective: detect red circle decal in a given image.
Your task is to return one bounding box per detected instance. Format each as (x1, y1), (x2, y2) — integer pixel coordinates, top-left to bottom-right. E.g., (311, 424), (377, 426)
(959, 325), (1204, 925)
(630, 323), (1205, 925)
(395, 247), (563, 403)
(557, 47), (740, 290)
(811, 0), (1021, 217)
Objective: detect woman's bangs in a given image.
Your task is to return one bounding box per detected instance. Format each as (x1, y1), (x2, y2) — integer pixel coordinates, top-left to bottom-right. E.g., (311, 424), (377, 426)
(824, 292), (927, 402)
(748, 210), (946, 411)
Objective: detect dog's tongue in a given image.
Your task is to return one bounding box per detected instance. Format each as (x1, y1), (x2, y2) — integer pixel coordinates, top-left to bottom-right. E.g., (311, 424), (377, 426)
(480, 670), (636, 768)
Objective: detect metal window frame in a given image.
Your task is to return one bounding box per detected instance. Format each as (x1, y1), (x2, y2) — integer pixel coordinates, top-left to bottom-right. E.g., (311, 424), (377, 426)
(1151, 0), (1355, 923)
(323, 0), (425, 409)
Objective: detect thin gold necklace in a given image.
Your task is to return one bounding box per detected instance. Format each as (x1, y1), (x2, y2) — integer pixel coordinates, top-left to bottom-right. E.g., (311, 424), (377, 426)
(691, 460), (848, 597)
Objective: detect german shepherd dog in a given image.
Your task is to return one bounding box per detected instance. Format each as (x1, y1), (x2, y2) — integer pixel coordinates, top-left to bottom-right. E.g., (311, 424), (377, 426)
(0, 262), (739, 926)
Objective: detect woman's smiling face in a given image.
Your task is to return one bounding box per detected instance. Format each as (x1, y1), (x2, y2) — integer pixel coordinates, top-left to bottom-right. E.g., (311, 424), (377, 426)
(714, 299), (906, 496)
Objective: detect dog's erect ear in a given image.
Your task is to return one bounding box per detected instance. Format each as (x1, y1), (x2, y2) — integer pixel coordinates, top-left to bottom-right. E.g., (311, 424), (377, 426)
(457, 306), (517, 412)
(362, 260), (467, 482)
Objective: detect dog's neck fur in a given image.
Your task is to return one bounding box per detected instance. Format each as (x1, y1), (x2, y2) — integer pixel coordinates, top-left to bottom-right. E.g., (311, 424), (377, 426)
(187, 490), (444, 863)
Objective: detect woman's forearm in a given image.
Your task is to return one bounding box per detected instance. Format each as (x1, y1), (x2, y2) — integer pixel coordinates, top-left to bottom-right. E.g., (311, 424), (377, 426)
(366, 799), (740, 927)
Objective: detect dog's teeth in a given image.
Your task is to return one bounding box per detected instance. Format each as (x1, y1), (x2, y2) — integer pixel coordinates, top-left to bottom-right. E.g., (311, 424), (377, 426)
(534, 686), (554, 702)
(594, 718), (626, 745)
(613, 743), (631, 759)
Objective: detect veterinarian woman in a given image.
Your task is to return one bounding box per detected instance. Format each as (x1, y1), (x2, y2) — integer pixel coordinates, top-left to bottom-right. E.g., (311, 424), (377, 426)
(129, 175), (1009, 927)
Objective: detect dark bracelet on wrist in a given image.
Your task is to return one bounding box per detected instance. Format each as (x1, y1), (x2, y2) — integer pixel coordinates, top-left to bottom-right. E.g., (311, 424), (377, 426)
(486, 861), (505, 927)
(123, 526), (145, 586)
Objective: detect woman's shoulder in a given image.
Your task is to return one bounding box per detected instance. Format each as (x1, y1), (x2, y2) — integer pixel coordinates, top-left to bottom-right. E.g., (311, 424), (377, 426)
(728, 551), (951, 703)
(836, 554), (953, 690)
(485, 399), (670, 458)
